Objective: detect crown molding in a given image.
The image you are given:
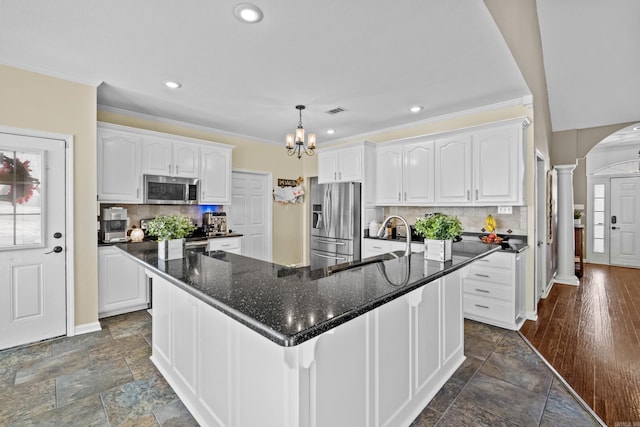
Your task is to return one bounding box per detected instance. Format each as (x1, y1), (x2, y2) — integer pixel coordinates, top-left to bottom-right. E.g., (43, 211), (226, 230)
(97, 104), (280, 146)
(0, 60), (103, 87)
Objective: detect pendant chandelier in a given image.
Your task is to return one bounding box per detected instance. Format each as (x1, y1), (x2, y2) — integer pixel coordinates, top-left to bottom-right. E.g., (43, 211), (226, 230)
(286, 105), (316, 159)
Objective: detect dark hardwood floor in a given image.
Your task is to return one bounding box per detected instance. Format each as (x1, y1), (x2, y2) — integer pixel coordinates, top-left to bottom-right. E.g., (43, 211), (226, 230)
(521, 263), (640, 426)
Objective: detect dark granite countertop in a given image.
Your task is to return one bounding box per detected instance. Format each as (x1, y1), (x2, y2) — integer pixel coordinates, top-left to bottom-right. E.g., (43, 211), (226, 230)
(365, 232), (528, 254)
(115, 240), (500, 347)
(99, 232), (243, 247)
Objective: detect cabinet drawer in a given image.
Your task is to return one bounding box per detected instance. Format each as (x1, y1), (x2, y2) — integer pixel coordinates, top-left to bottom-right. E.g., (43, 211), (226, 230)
(463, 278), (511, 302)
(464, 294), (512, 324)
(465, 265), (512, 286)
(207, 237), (241, 252)
(473, 252), (512, 270)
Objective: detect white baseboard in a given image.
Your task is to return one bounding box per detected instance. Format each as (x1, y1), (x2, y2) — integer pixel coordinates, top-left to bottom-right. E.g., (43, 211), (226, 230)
(526, 311), (538, 321)
(73, 321), (102, 336)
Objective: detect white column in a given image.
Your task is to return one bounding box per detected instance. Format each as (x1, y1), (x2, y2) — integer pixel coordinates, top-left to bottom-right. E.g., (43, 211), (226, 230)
(554, 164), (579, 286)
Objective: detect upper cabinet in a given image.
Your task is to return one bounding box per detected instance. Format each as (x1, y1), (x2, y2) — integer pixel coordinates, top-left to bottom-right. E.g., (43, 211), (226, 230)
(473, 123), (523, 205)
(142, 136), (200, 178)
(435, 134), (473, 204)
(318, 145), (364, 183)
(98, 123), (233, 204)
(376, 138), (435, 205)
(200, 145), (232, 204)
(97, 127), (143, 203)
(377, 117), (530, 207)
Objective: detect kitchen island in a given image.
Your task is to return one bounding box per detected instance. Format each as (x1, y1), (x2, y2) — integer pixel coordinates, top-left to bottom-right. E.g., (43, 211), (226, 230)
(116, 241), (499, 427)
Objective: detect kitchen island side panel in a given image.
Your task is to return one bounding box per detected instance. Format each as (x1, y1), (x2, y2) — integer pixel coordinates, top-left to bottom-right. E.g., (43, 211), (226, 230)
(147, 268), (464, 427)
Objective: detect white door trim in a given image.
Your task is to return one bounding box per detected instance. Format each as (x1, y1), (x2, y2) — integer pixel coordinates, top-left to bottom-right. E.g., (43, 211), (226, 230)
(534, 150), (547, 314)
(0, 125), (75, 337)
(231, 168), (273, 262)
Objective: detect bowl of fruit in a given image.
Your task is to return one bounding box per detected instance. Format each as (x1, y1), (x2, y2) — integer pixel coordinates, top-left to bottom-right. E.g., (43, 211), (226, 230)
(480, 233), (503, 245)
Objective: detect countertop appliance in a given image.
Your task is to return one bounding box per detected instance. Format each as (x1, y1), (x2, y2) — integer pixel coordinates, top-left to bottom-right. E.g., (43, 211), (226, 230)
(143, 174), (199, 205)
(310, 177), (361, 270)
(203, 212), (228, 236)
(100, 207), (128, 242)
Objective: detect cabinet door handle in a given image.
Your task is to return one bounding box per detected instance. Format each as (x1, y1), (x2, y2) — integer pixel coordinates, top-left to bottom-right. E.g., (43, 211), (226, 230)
(339, 171), (342, 180)
(372, 246), (383, 249)
(221, 244), (231, 247)
(467, 190), (470, 200)
(475, 304), (490, 309)
(474, 273), (490, 278)
(176, 165), (179, 175)
(475, 288), (490, 293)
(476, 189), (479, 200)
(404, 192), (407, 201)
(137, 188), (140, 198)
(334, 172), (337, 180)
(398, 192), (401, 201)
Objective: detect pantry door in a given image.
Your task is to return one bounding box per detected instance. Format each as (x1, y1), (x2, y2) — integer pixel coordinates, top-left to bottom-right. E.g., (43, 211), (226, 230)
(610, 176), (640, 267)
(229, 171), (272, 261)
(0, 132), (67, 350)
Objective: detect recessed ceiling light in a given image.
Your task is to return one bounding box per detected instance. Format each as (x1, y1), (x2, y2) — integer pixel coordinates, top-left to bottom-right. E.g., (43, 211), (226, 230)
(633, 126), (640, 131)
(234, 3), (263, 23)
(409, 106), (423, 113)
(326, 129), (335, 135)
(163, 80), (182, 89)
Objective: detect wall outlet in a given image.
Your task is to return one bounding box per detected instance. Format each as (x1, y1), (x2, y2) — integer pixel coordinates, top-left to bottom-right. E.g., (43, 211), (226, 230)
(497, 206), (513, 214)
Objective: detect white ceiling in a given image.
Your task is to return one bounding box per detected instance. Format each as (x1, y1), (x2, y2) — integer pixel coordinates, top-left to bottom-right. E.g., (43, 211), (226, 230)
(0, 1), (637, 145)
(536, 0), (640, 132)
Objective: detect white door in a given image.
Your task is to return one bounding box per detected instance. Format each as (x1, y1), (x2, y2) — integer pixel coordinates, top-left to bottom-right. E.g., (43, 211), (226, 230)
(0, 133), (66, 349)
(229, 171), (272, 261)
(610, 177), (640, 267)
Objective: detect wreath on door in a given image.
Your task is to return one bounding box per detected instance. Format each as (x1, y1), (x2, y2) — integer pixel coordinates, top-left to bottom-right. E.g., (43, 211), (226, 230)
(0, 153), (40, 204)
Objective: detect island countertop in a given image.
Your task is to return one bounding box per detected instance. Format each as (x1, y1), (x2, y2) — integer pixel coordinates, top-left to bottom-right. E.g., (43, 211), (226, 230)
(115, 241), (500, 347)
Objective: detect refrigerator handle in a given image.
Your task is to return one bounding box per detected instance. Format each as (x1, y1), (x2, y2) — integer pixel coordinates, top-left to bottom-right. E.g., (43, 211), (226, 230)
(323, 187), (330, 234)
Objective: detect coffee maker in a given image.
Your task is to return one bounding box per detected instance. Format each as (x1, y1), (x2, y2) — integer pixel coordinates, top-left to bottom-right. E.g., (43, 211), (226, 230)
(203, 212), (227, 236)
(100, 207), (128, 242)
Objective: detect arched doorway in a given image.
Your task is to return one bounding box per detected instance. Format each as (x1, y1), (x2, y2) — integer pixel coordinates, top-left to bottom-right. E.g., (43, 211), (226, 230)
(585, 123), (640, 267)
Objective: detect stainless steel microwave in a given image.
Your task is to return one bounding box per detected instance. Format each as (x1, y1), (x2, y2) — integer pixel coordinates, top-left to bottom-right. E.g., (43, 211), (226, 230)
(143, 175), (199, 205)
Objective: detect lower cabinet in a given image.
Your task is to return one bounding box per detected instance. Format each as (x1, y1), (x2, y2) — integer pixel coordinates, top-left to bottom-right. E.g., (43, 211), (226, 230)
(206, 236), (242, 254)
(462, 250), (526, 330)
(98, 246), (148, 318)
(363, 238), (424, 258)
(148, 268), (464, 427)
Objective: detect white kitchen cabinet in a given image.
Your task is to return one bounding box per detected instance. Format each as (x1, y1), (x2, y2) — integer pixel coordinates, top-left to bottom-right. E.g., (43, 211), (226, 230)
(98, 123), (234, 205)
(98, 246), (148, 318)
(473, 122), (523, 205)
(435, 119), (528, 206)
(200, 145), (232, 204)
(403, 139), (436, 204)
(207, 236), (242, 254)
(435, 133), (473, 204)
(375, 138), (435, 205)
(375, 144), (403, 205)
(97, 126), (143, 203)
(462, 249), (526, 330)
(318, 144), (364, 183)
(142, 136), (200, 178)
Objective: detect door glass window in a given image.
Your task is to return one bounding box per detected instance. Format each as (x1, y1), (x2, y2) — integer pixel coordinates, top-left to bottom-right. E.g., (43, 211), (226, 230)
(592, 183), (605, 254)
(0, 150), (42, 248)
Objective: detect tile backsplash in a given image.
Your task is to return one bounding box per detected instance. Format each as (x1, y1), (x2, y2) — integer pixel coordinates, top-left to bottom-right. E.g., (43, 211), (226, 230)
(383, 206), (527, 236)
(100, 203), (223, 231)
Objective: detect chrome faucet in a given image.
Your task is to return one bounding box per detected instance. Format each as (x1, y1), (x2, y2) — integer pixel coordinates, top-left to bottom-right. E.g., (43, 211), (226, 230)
(377, 215), (411, 257)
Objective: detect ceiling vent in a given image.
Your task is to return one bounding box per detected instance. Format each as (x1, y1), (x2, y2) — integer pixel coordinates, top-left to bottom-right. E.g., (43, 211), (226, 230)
(326, 107), (347, 115)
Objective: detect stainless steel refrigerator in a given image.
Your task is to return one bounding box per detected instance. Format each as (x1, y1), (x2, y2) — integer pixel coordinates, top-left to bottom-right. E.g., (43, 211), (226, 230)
(310, 177), (361, 270)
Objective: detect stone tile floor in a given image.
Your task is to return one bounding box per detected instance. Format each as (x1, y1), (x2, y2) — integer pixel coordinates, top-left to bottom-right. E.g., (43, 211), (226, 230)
(0, 311), (602, 426)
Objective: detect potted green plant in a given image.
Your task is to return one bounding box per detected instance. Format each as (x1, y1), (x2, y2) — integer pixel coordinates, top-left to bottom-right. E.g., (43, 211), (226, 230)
(414, 214), (463, 261)
(573, 209), (583, 226)
(146, 214), (196, 260)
